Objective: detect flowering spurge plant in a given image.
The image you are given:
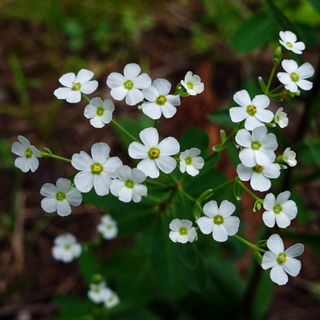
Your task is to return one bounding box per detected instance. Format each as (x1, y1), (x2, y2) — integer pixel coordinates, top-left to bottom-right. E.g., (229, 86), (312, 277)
(11, 30), (314, 314)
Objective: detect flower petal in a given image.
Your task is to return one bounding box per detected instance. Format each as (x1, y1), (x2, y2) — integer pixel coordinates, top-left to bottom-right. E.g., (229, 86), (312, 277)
(137, 158), (159, 178)
(233, 90), (251, 107)
(59, 72), (76, 87)
(155, 156), (177, 174)
(91, 143), (110, 163)
(106, 72), (125, 88)
(139, 127), (159, 148)
(76, 69), (94, 83)
(124, 63), (141, 79)
(153, 78), (171, 95)
(219, 200), (236, 218)
(197, 217), (213, 234)
(128, 142), (148, 159)
(158, 137), (180, 156)
(261, 251), (277, 269)
(267, 233), (284, 254)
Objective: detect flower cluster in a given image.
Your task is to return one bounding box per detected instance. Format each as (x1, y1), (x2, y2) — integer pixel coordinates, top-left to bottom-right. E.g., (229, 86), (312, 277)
(88, 280), (120, 309)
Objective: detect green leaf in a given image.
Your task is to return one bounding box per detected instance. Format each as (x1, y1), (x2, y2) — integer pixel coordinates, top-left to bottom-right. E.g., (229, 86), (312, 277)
(78, 250), (102, 284)
(207, 108), (234, 128)
(179, 127), (209, 155)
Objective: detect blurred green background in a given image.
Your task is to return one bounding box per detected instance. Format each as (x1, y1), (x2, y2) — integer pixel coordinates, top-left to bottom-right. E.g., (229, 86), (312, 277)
(0, 0), (320, 319)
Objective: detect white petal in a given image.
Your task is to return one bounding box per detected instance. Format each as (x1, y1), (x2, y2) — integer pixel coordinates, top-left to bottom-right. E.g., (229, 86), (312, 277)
(252, 126), (267, 140)
(84, 104), (97, 119)
(15, 157), (30, 172)
(142, 86), (158, 102)
(261, 251), (277, 269)
(263, 193), (275, 210)
(197, 217), (213, 234)
(203, 201), (218, 218)
(76, 69), (94, 83)
(54, 87), (71, 100)
(297, 62), (314, 79)
(255, 150), (274, 166)
(277, 72), (291, 85)
(104, 157), (122, 176)
(66, 90), (81, 104)
(90, 117), (105, 128)
(250, 172), (270, 192)
(106, 72), (125, 88)
(223, 216), (240, 236)
(263, 163), (281, 179)
(166, 95), (181, 106)
(125, 89), (144, 106)
(56, 200), (72, 216)
(110, 86), (127, 101)
(212, 225), (228, 242)
(285, 244), (304, 258)
(158, 137), (180, 156)
(161, 103), (177, 119)
(282, 201), (297, 219)
(128, 142), (148, 159)
(277, 191), (290, 203)
(239, 149), (256, 167)
(131, 168), (146, 183)
(169, 218), (182, 231)
(137, 158), (159, 178)
(66, 188), (82, 206)
(124, 63), (141, 79)
(262, 133), (278, 150)
(110, 180), (124, 197)
(41, 198), (57, 213)
(235, 129), (252, 147)
(245, 116), (263, 130)
(141, 102), (162, 119)
(169, 231), (179, 242)
(255, 109), (274, 123)
(282, 59), (298, 73)
(275, 213), (291, 228)
(237, 164), (252, 181)
(297, 79), (313, 91)
(252, 95), (270, 109)
(81, 80), (98, 94)
(59, 72), (76, 87)
(139, 127), (159, 148)
(155, 156), (177, 174)
(284, 257), (301, 277)
(153, 78), (171, 95)
(91, 143), (110, 163)
(71, 152), (92, 171)
(262, 211), (276, 228)
(267, 234), (284, 254)
(74, 171), (94, 193)
(40, 183), (57, 197)
(94, 174), (111, 196)
(229, 107), (247, 123)
(135, 73), (152, 89)
(233, 90), (251, 107)
(270, 265), (288, 285)
(219, 200), (236, 218)
(118, 188), (133, 202)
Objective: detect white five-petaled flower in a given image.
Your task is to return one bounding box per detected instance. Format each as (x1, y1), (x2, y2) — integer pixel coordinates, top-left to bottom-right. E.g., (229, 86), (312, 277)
(237, 163), (281, 192)
(282, 147), (297, 167)
(235, 126), (278, 167)
(88, 282), (110, 304)
(262, 191), (297, 228)
(180, 71), (204, 96)
(277, 59), (314, 93)
(97, 214), (118, 240)
(54, 69), (98, 103)
(169, 219), (197, 244)
(229, 90), (274, 130)
(128, 127), (180, 178)
(40, 178), (82, 216)
(197, 200), (240, 242)
(52, 234), (82, 263)
(104, 289), (120, 309)
(179, 148), (204, 176)
(279, 31), (305, 54)
(11, 135), (40, 173)
(84, 97), (115, 128)
(106, 63), (151, 106)
(110, 165), (147, 203)
(274, 107), (289, 128)
(141, 78), (181, 120)
(72, 143), (122, 196)
(261, 234), (304, 285)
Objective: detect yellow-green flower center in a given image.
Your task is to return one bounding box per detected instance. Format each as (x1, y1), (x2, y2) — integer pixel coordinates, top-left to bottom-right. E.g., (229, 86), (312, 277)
(123, 80), (134, 90)
(64, 244), (71, 250)
(125, 179), (135, 189)
(290, 72), (299, 82)
(187, 81), (194, 89)
(179, 226), (188, 235)
(91, 162), (104, 174)
(24, 148), (33, 159)
(251, 141), (261, 150)
(273, 203), (282, 214)
(276, 252), (287, 265)
(253, 165), (264, 173)
(71, 82), (81, 91)
(148, 147), (160, 159)
(156, 95), (167, 106)
(246, 104), (257, 116)
(96, 106), (105, 116)
(185, 156), (192, 165)
(213, 214), (224, 225)
(286, 42), (293, 48)
(56, 191), (66, 201)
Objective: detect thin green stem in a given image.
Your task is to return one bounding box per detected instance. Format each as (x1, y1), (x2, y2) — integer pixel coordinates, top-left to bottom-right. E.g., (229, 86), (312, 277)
(82, 94), (90, 103)
(266, 61), (279, 93)
(234, 235), (265, 253)
(40, 151), (71, 163)
(237, 180), (261, 201)
(111, 118), (138, 141)
(270, 84), (284, 93)
(180, 189), (196, 202)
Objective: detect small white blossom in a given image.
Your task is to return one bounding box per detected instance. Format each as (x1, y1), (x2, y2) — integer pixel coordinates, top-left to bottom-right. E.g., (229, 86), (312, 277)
(72, 143), (122, 196)
(274, 107), (289, 128)
(282, 147), (297, 167)
(128, 127), (180, 178)
(11, 135), (40, 173)
(262, 234), (304, 285)
(235, 126), (278, 167)
(197, 200), (240, 242)
(88, 282), (110, 304)
(179, 148), (204, 176)
(169, 219), (197, 243)
(84, 97), (115, 128)
(279, 31), (305, 54)
(229, 90), (274, 130)
(277, 59), (314, 93)
(40, 178), (82, 216)
(54, 69), (98, 103)
(237, 163), (281, 192)
(106, 63), (151, 106)
(104, 289), (120, 309)
(180, 71), (204, 96)
(97, 214), (118, 240)
(262, 191), (297, 228)
(141, 79), (181, 120)
(52, 234), (82, 263)
(111, 166), (147, 203)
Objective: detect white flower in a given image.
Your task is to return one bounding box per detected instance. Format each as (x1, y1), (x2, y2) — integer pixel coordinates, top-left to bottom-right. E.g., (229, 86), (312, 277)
(71, 143), (122, 196)
(40, 178), (82, 216)
(97, 214), (118, 240)
(229, 90), (274, 130)
(282, 147), (297, 167)
(110, 165), (147, 203)
(104, 289), (120, 308)
(106, 63), (151, 106)
(179, 148), (204, 176)
(84, 97), (115, 128)
(197, 200), (240, 242)
(128, 127), (180, 178)
(274, 107), (289, 128)
(52, 234), (82, 263)
(262, 191), (297, 228)
(279, 31), (305, 54)
(261, 234), (304, 285)
(180, 71), (204, 96)
(235, 126), (278, 167)
(237, 163), (281, 192)
(88, 282), (110, 304)
(11, 135), (40, 173)
(277, 59), (314, 93)
(169, 219), (197, 243)
(141, 79), (181, 120)
(54, 69), (98, 103)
